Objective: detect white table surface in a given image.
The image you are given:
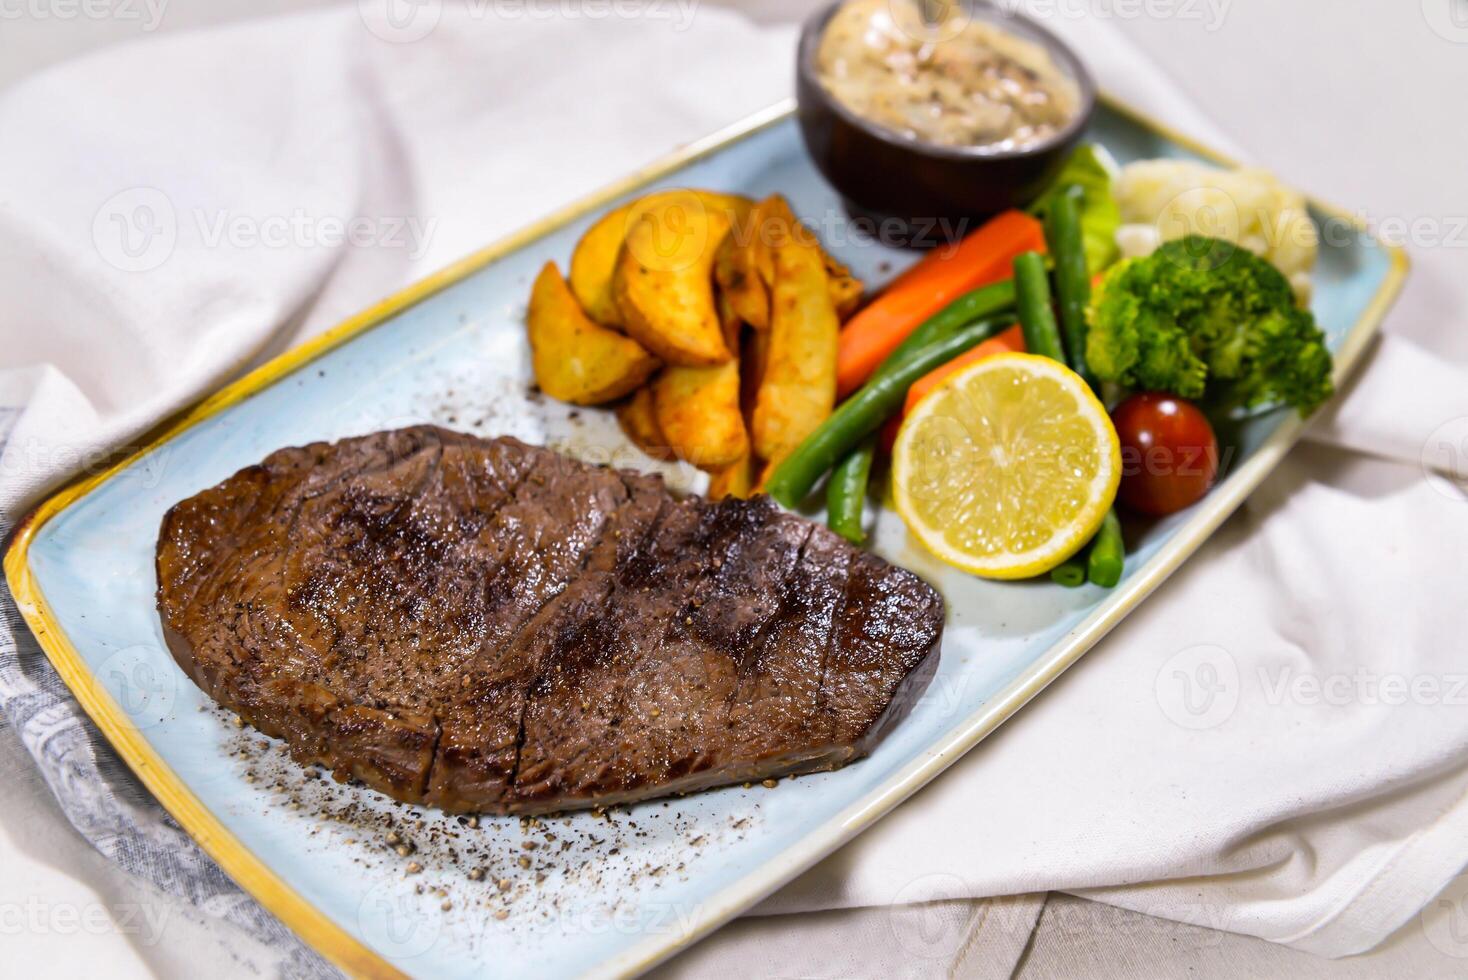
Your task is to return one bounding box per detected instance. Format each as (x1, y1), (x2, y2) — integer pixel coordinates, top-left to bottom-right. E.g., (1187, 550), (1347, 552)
(3, 1), (1464, 976)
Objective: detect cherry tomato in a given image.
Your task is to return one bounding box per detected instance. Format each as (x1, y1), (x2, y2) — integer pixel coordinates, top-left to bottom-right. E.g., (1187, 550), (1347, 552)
(1111, 393), (1220, 517)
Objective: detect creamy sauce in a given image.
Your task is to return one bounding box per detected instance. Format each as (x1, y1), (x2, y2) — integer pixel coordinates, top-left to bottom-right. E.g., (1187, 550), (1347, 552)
(817, 0), (1081, 152)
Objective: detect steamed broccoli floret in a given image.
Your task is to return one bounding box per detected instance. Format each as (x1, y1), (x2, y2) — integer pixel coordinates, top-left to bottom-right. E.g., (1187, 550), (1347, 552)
(1086, 236), (1334, 415)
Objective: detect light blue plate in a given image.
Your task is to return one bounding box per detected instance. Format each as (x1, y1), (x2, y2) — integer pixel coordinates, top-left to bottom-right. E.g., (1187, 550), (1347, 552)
(13, 101), (1405, 979)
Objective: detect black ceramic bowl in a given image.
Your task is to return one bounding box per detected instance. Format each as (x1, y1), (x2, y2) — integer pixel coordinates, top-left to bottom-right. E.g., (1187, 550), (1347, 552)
(796, 0), (1096, 244)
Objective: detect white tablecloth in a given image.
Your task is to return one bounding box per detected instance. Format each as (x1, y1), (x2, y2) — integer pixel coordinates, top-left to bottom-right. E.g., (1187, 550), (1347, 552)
(2, 2), (1466, 975)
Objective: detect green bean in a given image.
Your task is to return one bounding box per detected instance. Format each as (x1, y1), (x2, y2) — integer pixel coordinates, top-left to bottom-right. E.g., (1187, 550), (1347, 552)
(766, 318), (1010, 508)
(1013, 252), (1065, 363)
(826, 438), (876, 544)
(1087, 510), (1125, 588)
(1014, 240), (1123, 588)
(1049, 554), (1088, 588)
(1046, 188), (1097, 390)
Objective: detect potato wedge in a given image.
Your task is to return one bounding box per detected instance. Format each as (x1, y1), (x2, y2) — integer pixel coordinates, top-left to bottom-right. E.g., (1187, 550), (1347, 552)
(748, 195), (795, 294)
(742, 194), (863, 324)
(573, 189), (750, 331)
(616, 386), (676, 462)
(754, 458), (780, 495)
(740, 316), (771, 419)
(715, 218), (771, 331)
(528, 262), (659, 405)
(570, 202), (640, 328)
(824, 252), (865, 321)
(751, 230), (839, 465)
(708, 453), (759, 500)
(652, 359), (748, 472)
(648, 290), (749, 471)
(613, 191), (752, 366)
(716, 285), (743, 345)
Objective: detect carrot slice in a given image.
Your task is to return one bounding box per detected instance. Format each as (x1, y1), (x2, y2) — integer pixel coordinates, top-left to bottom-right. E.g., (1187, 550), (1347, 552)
(879, 325), (1027, 452)
(836, 211), (1045, 397)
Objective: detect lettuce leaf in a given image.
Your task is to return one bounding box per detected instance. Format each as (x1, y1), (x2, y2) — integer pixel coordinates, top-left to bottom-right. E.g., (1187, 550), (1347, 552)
(1029, 144), (1121, 274)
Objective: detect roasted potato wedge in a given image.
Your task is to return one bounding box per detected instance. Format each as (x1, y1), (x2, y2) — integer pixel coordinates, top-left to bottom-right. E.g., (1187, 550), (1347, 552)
(740, 194), (863, 325)
(707, 453), (758, 500)
(748, 195), (795, 294)
(528, 262), (659, 405)
(750, 230), (839, 465)
(716, 286), (743, 345)
(824, 252), (865, 321)
(652, 359), (748, 471)
(740, 317), (771, 419)
(614, 191), (752, 366)
(616, 386), (676, 462)
(570, 189), (750, 330)
(649, 292), (749, 471)
(570, 203), (639, 328)
(715, 218), (771, 331)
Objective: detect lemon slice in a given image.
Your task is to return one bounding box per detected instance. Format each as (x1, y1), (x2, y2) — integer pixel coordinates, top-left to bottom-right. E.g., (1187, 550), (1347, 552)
(892, 353), (1121, 580)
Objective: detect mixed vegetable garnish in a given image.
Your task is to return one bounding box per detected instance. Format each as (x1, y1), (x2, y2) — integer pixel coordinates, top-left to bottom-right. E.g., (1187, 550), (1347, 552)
(529, 147), (1335, 591)
(767, 147), (1334, 587)
(1089, 236), (1334, 414)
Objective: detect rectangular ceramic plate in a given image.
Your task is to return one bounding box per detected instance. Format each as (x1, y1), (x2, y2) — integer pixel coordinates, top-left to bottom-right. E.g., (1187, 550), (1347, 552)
(5, 97), (1405, 979)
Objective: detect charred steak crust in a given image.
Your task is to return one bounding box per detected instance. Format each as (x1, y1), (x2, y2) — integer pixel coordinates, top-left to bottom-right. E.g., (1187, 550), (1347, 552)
(156, 427), (945, 814)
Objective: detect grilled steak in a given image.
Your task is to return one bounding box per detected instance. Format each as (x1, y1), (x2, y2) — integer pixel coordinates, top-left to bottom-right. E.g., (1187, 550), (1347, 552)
(156, 427), (943, 814)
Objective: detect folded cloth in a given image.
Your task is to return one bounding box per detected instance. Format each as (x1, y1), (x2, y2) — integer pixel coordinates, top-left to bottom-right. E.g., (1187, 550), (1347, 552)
(0, 2), (1464, 974)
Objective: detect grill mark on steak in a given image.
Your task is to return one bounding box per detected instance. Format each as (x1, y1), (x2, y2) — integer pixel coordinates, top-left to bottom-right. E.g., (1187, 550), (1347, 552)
(280, 441), (452, 706)
(422, 467), (670, 810)
(158, 428), (945, 814)
(513, 497), (814, 806)
(512, 498), (718, 804)
(823, 552), (945, 751)
(483, 473), (668, 804)
(723, 525), (852, 767)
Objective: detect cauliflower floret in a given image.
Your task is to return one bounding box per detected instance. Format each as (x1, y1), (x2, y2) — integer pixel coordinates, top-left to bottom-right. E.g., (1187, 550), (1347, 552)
(1112, 159), (1318, 303)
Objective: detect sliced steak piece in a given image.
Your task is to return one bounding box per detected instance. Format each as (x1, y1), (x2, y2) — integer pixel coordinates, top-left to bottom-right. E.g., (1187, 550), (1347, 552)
(157, 427), (945, 814)
(723, 525), (853, 769)
(824, 551), (945, 751)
